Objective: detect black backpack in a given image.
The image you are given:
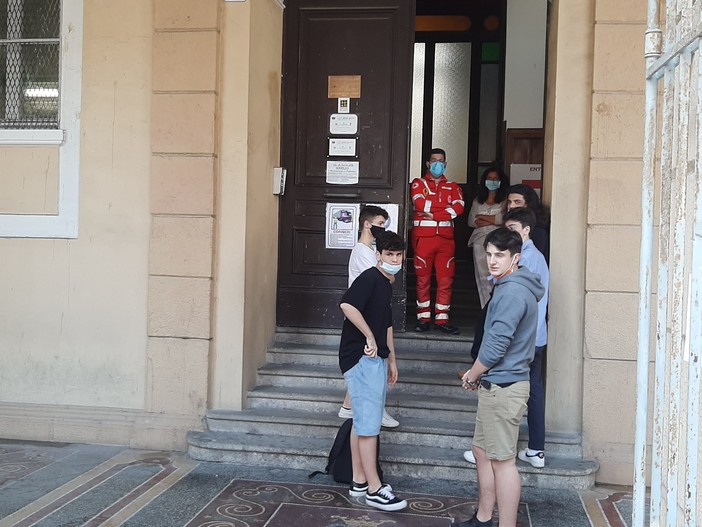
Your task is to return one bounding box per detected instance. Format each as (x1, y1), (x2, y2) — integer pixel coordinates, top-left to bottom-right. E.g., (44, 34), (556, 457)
(308, 418), (383, 484)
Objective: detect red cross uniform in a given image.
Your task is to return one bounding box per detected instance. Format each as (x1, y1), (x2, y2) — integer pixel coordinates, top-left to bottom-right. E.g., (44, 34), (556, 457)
(410, 172), (465, 327)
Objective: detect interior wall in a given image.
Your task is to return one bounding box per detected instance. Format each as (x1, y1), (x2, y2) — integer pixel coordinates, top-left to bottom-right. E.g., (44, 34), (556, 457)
(0, 0), (152, 408)
(504, 0), (548, 129)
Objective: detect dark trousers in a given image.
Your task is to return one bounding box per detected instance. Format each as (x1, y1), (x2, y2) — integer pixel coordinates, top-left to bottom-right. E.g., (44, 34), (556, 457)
(527, 345), (546, 451)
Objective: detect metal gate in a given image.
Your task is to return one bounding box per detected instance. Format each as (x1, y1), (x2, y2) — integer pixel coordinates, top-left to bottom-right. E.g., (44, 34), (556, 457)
(634, 0), (702, 526)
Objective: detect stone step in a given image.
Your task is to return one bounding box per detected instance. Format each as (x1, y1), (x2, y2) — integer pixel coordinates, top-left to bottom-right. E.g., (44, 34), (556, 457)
(266, 343), (471, 373)
(274, 327), (474, 353)
(205, 408), (583, 457)
(246, 385), (478, 421)
(257, 364), (467, 397)
(187, 430), (598, 490)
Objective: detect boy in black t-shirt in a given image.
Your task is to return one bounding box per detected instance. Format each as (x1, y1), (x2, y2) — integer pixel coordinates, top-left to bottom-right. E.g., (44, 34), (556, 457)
(339, 231), (407, 512)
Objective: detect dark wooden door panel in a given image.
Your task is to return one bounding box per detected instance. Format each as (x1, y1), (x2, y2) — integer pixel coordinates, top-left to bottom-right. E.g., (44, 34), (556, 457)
(278, 0), (414, 328)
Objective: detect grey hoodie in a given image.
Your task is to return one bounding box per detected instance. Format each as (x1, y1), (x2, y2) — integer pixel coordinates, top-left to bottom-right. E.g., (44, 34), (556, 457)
(478, 267), (546, 384)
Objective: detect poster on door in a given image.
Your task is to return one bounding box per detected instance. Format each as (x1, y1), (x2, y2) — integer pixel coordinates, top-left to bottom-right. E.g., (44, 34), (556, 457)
(509, 164), (543, 198)
(326, 203), (360, 249)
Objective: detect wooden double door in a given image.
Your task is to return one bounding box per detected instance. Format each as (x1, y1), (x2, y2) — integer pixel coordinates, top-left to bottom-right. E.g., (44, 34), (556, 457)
(277, 0), (415, 329)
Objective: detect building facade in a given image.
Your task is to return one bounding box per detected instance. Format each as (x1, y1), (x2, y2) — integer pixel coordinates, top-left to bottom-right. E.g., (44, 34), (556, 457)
(0, 0), (656, 487)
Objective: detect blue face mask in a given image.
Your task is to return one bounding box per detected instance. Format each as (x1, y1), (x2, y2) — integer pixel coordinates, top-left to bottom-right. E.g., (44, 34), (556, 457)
(380, 261), (402, 275)
(429, 161), (446, 177)
(485, 180), (501, 191)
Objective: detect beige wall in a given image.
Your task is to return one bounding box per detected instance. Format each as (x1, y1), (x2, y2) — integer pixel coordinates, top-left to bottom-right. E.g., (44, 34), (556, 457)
(147, 0), (218, 424)
(0, 147), (59, 214)
(546, 0), (649, 485)
(0, 1), (152, 410)
(583, 0), (647, 484)
(211, 0), (282, 410)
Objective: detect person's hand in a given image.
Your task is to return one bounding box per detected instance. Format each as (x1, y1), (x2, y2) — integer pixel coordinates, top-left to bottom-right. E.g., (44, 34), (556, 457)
(474, 215), (493, 227)
(462, 369), (479, 391)
(387, 359), (398, 385)
(418, 211), (434, 220)
(364, 336), (378, 357)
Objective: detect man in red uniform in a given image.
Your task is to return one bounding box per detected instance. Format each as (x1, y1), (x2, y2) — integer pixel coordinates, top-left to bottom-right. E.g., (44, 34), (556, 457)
(411, 148), (465, 334)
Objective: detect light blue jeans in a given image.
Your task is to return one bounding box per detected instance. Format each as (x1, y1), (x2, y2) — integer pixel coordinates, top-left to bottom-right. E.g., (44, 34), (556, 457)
(344, 356), (387, 436)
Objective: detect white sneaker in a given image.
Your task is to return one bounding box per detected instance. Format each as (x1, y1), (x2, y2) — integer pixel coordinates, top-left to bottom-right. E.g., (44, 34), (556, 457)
(381, 409), (400, 428)
(365, 484), (407, 511)
(339, 406), (399, 427)
(518, 448), (545, 468)
(463, 450), (476, 464)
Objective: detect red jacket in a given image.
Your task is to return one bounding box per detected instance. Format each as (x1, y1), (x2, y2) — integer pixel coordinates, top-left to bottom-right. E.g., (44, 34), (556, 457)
(411, 173), (465, 239)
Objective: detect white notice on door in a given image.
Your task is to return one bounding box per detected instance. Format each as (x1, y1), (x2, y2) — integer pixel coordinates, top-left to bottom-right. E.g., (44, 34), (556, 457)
(328, 138), (357, 157)
(326, 161), (359, 185)
(329, 114), (358, 135)
(326, 203), (359, 249)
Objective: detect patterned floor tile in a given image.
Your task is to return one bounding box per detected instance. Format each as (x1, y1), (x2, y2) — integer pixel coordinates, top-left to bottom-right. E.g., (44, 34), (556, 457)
(186, 479), (531, 527)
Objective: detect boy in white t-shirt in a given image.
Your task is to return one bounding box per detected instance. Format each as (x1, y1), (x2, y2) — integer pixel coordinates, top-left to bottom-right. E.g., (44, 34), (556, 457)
(339, 205), (400, 428)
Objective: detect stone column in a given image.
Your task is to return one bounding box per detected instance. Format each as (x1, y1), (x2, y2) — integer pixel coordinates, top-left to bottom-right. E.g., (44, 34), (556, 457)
(146, 0), (218, 423)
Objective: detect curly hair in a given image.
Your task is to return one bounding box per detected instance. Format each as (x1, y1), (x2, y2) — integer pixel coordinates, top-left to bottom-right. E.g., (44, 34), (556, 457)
(476, 167), (509, 204)
(507, 184), (551, 227)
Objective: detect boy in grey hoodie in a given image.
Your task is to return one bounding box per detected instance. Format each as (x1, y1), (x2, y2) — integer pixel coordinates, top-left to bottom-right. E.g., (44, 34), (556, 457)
(455, 227), (545, 527)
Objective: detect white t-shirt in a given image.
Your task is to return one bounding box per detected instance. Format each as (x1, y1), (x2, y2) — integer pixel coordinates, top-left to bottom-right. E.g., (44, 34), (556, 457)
(348, 242), (377, 287)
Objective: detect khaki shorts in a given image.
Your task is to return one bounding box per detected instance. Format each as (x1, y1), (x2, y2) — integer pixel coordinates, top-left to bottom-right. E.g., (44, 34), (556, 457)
(472, 381), (530, 461)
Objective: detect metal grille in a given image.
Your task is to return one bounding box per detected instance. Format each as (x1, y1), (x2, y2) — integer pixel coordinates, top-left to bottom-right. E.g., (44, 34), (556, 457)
(634, 0), (702, 526)
(0, 0), (61, 129)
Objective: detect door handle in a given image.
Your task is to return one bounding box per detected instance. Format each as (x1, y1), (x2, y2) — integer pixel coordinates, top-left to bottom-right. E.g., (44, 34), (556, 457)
(323, 191), (361, 199)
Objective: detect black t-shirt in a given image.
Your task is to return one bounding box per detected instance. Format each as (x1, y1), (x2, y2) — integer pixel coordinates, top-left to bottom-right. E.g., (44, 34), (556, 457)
(338, 267), (393, 374)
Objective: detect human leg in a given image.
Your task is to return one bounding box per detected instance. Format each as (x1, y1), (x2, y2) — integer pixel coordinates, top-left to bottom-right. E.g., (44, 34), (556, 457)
(413, 235), (435, 329)
(490, 457), (521, 527)
(476, 382), (529, 525)
(350, 428), (367, 487)
(434, 238), (457, 333)
(473, 445), (497, 522)
(526, 346), (546, 451)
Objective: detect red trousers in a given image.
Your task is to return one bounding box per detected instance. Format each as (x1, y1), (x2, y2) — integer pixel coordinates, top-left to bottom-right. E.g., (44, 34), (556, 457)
(413, 234), (456, 325)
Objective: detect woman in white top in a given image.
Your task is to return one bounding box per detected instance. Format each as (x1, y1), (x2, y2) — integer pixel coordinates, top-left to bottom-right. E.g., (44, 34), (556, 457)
(467, 167), (509, 307)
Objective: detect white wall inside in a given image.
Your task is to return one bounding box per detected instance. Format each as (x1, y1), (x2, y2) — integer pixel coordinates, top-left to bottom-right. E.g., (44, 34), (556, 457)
(504, 0), (548, 129)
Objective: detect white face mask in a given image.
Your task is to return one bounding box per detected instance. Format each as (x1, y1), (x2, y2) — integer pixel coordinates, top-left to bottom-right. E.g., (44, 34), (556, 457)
(380, 261), (402, 275)
(495, 255), (517, 280)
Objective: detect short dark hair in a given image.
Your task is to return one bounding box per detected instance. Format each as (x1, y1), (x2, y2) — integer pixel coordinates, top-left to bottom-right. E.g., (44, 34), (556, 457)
(484, 227), (522, 255)
(376, 231), (406, 253)
(359, 205), (389, 227)
(503, 207), (537, 232)
(429, 148), (446, 160)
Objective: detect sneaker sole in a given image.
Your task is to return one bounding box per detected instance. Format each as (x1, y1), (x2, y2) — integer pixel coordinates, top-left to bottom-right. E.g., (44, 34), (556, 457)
(518, 452), (545, 468)
(349, 489), (368, 497)
(365, 499), (408, 511)
(381, 420), (400, 428)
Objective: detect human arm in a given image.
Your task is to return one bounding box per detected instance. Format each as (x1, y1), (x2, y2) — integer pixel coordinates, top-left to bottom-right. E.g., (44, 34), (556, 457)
(431, 183), (465, 221)
(386, 326), (398, 384)
(473, 290), (527, 370)
(410, 178), (430, 217)
(474, 214), (497, 227)
(462, 358), (489, 391)
(466, 199), (480, 228)
(340, 302), (378, 357)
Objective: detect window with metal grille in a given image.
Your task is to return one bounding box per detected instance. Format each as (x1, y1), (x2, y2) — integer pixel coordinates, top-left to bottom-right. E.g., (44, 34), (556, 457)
(0, 0), (61, 129)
